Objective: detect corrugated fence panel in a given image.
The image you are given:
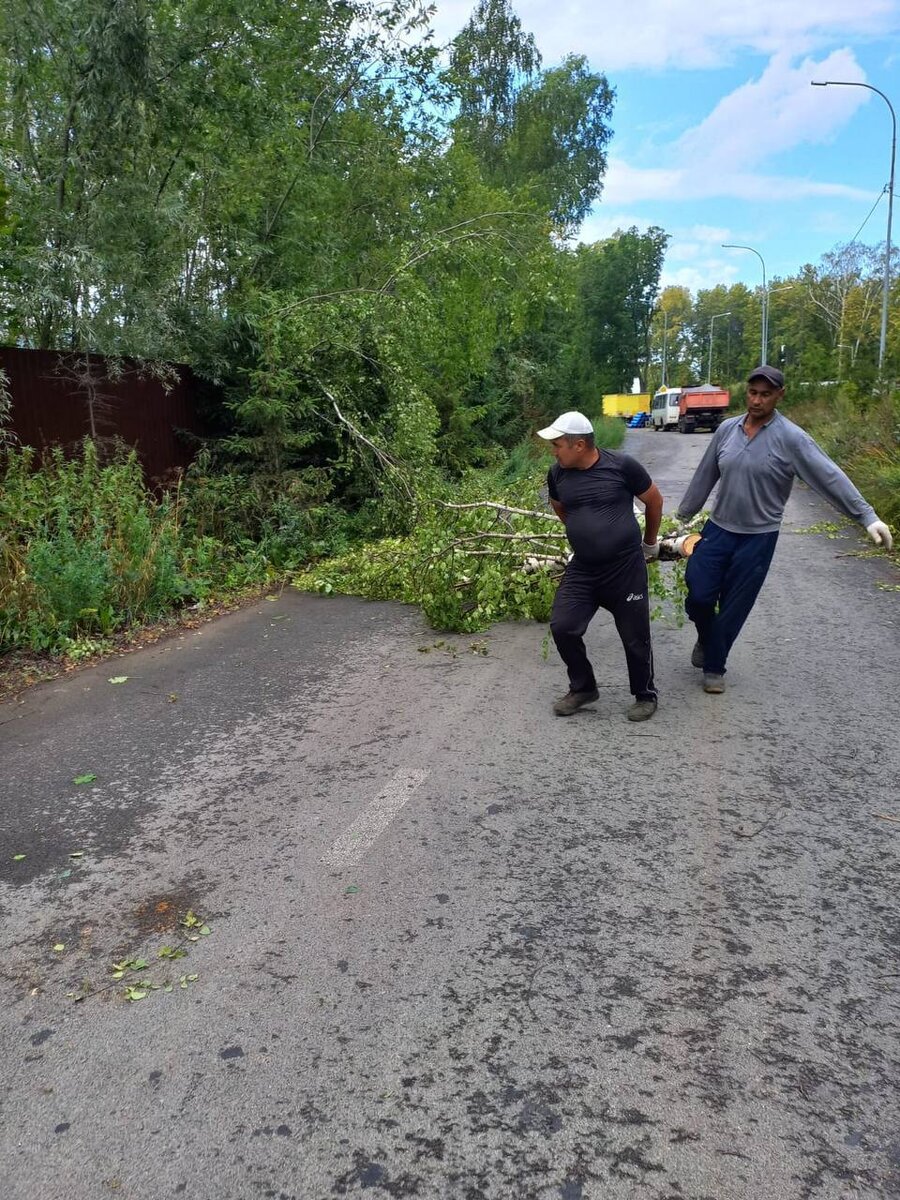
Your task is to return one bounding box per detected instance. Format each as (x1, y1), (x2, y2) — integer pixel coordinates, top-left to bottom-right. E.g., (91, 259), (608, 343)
(1, 347), (214, 483)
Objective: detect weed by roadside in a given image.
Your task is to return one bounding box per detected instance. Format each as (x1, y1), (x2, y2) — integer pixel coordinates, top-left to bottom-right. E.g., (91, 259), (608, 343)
(788, 392), (900, 531)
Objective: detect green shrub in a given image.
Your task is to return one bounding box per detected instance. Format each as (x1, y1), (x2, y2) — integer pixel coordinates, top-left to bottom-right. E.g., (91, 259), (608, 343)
(790, 391), (900, 531)
(0, 441), (188, 652)
(27, 503), (111, 634)
(592, 415), (627, 450)
(0, 414), (674, 660)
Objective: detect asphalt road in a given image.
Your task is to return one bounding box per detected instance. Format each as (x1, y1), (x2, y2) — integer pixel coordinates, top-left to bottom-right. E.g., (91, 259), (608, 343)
(2, 427), (900, 1200)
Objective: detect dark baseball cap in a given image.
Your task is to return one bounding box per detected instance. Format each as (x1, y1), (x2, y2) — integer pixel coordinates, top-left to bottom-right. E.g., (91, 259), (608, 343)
(748, 365), (784, 388)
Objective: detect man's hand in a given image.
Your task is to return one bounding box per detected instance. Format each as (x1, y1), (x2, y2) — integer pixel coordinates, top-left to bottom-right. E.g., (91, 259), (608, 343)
(866, 520), (894, 551)
(677, 512), (705, 529)
(642, 540), (660, 563)
(636, 483), (664, 547)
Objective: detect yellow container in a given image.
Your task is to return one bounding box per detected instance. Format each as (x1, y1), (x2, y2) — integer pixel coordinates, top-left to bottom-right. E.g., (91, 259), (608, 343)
(601, 393), (651, 419)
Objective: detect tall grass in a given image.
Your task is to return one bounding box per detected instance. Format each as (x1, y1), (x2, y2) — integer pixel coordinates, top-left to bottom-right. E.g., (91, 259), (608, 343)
(0, 442), (185, 652)
(786, 391), (900, 529)
(0, 441), (401, 656)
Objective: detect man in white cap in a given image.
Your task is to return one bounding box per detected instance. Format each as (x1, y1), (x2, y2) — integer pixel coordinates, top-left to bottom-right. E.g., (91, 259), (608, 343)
(677, 365), (894, 694)
(538, 411), (664, 721)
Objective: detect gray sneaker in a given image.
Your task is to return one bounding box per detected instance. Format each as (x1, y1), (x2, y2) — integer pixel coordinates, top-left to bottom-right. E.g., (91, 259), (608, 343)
(553, 688), (600, 716)
(626, 698), (658, 722)
(691, 639), (704, 668)
(703, 673), (725, 694)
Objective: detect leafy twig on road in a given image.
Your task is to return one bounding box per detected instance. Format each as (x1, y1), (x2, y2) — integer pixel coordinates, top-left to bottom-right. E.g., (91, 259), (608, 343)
(65, 909), (212, 1003)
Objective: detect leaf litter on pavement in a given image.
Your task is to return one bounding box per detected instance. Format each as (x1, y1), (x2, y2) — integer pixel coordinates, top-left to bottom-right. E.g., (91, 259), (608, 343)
(64, 910), (214, 1004)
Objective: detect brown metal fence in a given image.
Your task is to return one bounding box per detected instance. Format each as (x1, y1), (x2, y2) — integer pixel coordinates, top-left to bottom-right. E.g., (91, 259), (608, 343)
(0, 346), (215, 484)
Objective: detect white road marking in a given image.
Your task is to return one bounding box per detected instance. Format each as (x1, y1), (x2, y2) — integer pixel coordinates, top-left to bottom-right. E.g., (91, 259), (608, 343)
(321, 768), (429, 868)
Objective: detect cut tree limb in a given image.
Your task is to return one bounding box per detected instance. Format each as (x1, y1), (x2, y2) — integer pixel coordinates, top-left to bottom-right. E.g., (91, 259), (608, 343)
(439, 500), (558, 521)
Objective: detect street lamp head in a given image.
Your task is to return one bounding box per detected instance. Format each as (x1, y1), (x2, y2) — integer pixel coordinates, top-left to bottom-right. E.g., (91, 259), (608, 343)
(810, 81), (828, 87)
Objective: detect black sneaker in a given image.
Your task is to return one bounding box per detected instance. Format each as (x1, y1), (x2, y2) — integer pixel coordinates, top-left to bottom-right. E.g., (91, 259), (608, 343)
(626, 698), (658, 722)
(553, 689), (600, 716)
(691, 640), (704, 668)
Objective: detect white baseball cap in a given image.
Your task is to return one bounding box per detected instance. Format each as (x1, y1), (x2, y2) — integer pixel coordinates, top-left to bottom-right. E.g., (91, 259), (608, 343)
(537, 411), (594, 439)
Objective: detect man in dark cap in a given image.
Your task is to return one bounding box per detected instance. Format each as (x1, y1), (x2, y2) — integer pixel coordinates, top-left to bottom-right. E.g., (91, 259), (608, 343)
(676, 366), (894, 694)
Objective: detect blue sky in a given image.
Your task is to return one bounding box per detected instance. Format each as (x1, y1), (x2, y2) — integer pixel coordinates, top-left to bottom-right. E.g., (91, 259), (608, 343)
(430, 0), (900, 292)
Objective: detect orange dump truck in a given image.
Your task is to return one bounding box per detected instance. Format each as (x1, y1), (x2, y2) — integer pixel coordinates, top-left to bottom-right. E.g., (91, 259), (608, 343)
(677, 385), (730, 433)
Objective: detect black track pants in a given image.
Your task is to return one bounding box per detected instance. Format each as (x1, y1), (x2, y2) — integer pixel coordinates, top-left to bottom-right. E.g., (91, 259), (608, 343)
(550, 553), (657, 701)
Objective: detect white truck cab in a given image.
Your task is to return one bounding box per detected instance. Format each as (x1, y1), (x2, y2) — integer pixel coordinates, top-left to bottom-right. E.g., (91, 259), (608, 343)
(651, 387), (682, 431)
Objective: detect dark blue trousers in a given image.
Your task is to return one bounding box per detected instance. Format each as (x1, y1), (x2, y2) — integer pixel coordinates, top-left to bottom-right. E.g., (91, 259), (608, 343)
(684, 521), (779, 675)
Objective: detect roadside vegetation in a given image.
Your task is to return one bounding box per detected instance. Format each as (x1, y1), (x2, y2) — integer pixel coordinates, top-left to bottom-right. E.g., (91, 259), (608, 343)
(0, 0), (896, 671)
(787, 394), (900, 530)
(0, 417), (629, 657)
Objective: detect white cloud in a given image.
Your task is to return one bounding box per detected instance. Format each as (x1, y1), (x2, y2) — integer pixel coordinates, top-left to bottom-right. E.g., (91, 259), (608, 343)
(428, 0), (899, 71)
(594, 47), (877, 208)
(675, 49), (868, 170)
(660, 262), (740, 291)
(662, 226), (743, 288)
(576, 210), (655, 242)
(601, 161), (682, 205)
(601, 159), (872, 206)
(572, 218), (742, 287)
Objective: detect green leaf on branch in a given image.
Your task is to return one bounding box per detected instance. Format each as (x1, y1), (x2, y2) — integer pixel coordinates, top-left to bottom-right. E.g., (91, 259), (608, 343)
(157, 945), (187, 961)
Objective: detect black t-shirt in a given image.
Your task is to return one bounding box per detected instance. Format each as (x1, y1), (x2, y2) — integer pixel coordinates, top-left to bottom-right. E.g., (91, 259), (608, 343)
(547, 450), (652, 565)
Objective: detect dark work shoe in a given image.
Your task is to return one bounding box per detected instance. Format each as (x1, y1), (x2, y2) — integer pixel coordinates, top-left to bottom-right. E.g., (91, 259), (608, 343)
(626, 698), (658, 722)
(691, 639), (704, 668)
(703, 673), (725, 694)
(553, 688), (600, 716)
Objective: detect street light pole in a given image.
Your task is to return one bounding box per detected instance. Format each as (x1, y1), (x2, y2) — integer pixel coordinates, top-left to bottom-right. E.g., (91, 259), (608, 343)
(661, 308), (668, 388)
(766, 284), (796, 362)
(722, 243), (767, 364)
(707, 311), (731, 384)
(811, 80), (896, 377)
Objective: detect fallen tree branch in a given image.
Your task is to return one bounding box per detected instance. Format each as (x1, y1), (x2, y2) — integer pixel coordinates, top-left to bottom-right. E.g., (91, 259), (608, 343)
(438, 500), (559, 521)
(314, 383), (416, 504)
(447, 530), (566, 543)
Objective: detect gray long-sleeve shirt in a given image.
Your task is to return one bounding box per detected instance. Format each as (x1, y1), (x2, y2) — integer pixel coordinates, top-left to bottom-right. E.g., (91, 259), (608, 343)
(676, 410), (877, 534)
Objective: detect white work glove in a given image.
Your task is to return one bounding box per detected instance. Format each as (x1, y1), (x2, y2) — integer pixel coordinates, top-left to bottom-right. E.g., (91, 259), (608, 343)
(866, 520), (894, 551)
(642, 540), (660, 563)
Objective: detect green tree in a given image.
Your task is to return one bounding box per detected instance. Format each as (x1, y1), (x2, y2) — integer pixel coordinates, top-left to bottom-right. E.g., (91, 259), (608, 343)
(0, 0), (443, 355)
(449, 0), (541, 175)
(689, 284), (755, 385)
(575, 226), (670, 395)
(648, 286), (692, 391)
(502, 55), (614, 232)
